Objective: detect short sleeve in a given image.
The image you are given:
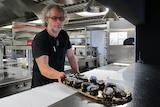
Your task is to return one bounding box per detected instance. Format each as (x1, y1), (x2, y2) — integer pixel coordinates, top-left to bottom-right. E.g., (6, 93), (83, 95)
(32, 34), (49, 58)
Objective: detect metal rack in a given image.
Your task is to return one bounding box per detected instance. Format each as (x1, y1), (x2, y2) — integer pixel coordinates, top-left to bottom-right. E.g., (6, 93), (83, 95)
(12, 22), (44, 45)
(66, 28), (88, 57)
(4, 23), (45, 73)
(5, 46), (32, 74)
(66, 27), (99, 71)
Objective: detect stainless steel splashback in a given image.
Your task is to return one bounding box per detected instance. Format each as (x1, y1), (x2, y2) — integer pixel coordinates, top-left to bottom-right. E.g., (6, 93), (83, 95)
(108, 45), (134, 64)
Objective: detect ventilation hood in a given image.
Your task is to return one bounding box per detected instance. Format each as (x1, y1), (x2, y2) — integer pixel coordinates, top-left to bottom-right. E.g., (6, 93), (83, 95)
(0, 0), (120, 29)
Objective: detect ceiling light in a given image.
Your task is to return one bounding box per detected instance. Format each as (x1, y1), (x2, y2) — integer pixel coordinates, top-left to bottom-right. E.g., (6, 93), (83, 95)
(28, 19), (43, 24)
(87, 24), (107, 28)
(85, 0), (106, 13)
(0, 25), (13, 29)
(76, 8), (109, 17)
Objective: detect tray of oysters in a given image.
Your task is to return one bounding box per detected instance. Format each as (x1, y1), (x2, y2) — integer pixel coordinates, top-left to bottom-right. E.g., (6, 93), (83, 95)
(62, 73), (132, 106)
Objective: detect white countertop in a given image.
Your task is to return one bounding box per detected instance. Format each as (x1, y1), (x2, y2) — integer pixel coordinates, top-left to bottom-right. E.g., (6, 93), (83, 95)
(0, 65), (129, 107)
(0, 83), (76, 107)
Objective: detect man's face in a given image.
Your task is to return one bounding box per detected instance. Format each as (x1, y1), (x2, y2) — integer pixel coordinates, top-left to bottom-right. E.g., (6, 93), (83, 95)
(46, 8), (65, 34)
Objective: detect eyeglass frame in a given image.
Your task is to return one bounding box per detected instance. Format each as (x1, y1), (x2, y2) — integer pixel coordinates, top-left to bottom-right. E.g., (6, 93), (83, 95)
(47, 16), (65, 22)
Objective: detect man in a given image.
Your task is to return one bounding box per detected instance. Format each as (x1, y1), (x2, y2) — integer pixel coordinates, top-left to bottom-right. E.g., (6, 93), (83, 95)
(31, 4), (79, 88)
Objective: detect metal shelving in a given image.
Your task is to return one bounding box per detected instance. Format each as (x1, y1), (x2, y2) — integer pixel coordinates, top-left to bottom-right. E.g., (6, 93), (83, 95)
(12, 22), (44, 45)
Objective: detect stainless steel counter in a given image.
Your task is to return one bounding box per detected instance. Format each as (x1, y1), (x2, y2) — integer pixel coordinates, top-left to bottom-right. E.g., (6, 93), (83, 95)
(1, 63), (160, 107)
(49, 63), (160, 107)
(0, 66), (32, 98)
(0, 63), (127, 106)
(0, 64), (72, 98)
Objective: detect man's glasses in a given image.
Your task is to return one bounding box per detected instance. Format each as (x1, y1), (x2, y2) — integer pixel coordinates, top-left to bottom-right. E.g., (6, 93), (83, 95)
(48, 16), (65, 21)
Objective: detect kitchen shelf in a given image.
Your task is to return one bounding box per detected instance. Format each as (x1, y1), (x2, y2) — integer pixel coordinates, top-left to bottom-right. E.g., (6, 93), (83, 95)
(12, 23), (44, 41)
(12, 24), (45, 32)
(5, 46), (31, 50)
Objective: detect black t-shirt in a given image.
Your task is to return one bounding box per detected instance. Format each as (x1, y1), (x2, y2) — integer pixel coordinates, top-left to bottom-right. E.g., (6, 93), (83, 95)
(31, 29), (71, 88)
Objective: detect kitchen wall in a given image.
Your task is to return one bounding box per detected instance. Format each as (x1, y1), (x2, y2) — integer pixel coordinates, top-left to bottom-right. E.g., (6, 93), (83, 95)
(108, 18), (135, 64)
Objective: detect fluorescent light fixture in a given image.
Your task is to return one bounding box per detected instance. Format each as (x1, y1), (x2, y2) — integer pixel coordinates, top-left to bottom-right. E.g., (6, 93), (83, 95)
(87, 24), (107, 28)
(1, 25), (13, 29)
(28, 19), (43, 24)
(76, 8), (109, 17)
(0, 20), (43, 29)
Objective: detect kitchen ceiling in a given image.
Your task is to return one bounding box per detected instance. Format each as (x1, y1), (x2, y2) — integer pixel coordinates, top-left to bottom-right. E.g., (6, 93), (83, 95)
(0, 0), (120, 29)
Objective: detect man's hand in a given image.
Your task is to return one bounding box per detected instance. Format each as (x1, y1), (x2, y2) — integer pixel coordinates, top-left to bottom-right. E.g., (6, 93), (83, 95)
(57, 72), (66, 83)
